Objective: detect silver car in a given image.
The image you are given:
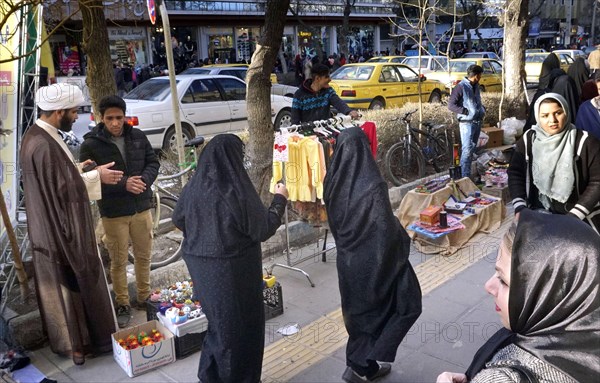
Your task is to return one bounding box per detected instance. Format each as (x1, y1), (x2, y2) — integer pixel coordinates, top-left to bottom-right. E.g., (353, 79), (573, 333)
(93, 74), (293, 153)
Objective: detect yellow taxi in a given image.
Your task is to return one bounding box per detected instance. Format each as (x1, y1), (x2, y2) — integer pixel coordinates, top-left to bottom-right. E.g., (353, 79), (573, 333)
(426, 58), (503, 92)
(524, 52), (573, 85)
(328, 63), (445, 110)
(366, 56), (406, 64)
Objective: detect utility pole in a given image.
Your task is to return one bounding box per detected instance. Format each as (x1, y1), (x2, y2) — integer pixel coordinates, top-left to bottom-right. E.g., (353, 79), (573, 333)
(592, 0), (598, 45)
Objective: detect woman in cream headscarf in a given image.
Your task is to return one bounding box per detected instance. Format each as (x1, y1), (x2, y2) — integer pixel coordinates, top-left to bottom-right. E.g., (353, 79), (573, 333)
(508, 92), (600, 233)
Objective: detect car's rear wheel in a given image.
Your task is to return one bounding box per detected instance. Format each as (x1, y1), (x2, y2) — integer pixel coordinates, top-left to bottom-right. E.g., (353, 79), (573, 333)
(428, 90), (442, 103)
(369, 98), (385, 110)
(274, 109), (292, 131)
(162, 124), (195, 154)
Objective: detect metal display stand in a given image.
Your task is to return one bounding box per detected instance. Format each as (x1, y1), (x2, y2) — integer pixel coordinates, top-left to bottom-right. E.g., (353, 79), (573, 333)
(266, 116), (357, 287)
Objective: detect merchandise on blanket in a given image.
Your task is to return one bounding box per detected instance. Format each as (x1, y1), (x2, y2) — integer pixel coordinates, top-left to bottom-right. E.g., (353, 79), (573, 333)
(483, 167), (508, 188)
(420, 205), (442, 225)
(0, 349), (30, 372)
(414, 175), (451, 193)
(408, 213), (466, 238)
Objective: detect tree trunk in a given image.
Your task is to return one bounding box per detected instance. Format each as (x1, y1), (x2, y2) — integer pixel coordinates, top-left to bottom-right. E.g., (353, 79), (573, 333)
(502, 0), (529, 119)
(80, 0), (117, 117)
(246, 0), (290, 203)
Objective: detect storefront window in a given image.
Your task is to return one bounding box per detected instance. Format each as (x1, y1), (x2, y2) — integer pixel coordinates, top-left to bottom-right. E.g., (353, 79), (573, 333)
(235, 27), (260, 63)
(108, 27), (148, 69)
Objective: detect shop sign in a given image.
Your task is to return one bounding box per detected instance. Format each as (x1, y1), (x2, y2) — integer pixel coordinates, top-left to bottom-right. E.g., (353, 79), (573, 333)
(299, 31), (312, 38)
(108, 27), (146, 40)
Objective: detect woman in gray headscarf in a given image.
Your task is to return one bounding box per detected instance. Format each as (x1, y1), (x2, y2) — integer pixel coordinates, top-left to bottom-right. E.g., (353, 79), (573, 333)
(437, 210), (599, 382)
(508, 92), (600, 233)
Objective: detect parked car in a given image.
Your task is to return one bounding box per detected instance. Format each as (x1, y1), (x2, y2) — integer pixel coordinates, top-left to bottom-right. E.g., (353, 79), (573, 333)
(552, 49), (587, 61)
(328, 63), (445, 110)
(401, 55), (448, 74)
(426, 58), (503, 92)
(180, 65), (297, 97)
(461, 51), (501, 60)
(366, 55), (406, 63)
(526, 48), (547, 53)
(91, 74), (292, 153)
(524, 52), (573, 84)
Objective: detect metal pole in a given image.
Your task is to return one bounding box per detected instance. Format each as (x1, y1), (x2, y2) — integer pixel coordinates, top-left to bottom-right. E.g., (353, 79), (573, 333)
(157, 0), (187, 185)
(591, 0), (598, 46)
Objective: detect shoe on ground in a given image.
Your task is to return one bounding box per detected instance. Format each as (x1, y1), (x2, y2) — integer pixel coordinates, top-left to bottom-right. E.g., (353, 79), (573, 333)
(342, 363), (391, 383)
(116, 305), (132, 328)
(130, 300), (147, 311)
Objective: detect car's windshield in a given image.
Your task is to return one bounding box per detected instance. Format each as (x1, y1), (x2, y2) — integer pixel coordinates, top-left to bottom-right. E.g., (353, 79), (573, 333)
(331, 65), (374, 80)
(180, 68), (211, 75)
(124, 79), (176, 101)
(403, 57), (428, 68)
(525, 54), (548, 63)
(449, 61), (477, 72)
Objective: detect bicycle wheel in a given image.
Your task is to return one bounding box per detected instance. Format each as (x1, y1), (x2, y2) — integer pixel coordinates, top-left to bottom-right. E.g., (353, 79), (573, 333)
(432, 130), (454, 173)
(128, 196), (183, 270)
(385, 141), (425, 186)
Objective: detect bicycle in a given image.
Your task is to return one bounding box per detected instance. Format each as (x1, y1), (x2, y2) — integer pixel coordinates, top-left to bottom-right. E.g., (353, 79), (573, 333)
(126, 135), (205, 269)
(385, 110), (454, 186)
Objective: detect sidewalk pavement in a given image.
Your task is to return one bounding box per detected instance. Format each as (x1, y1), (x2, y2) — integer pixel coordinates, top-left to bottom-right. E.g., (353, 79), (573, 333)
(27, 204), (514, 383)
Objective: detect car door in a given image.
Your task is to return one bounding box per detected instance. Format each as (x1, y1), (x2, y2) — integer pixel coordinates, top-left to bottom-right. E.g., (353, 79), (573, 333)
(214, 77), (248, 131)
(179, 78), (232, 135)
(395, 65), (421, 104)
(480, 61), (499, 91)
(378, 65), (403, 107)
(489, 60), (503, 92)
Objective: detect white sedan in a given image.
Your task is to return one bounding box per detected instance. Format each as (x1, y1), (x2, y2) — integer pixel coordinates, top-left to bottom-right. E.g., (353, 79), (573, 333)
(93, 74), (292, 152)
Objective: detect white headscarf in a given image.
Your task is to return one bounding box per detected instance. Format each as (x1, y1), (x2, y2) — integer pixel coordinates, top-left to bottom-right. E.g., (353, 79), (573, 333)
(35, 83), (85, 111)
(531, 93), (577, 205)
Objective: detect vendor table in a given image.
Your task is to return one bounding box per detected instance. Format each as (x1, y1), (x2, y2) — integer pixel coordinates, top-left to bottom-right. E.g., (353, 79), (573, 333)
(397, 177), (506, 255)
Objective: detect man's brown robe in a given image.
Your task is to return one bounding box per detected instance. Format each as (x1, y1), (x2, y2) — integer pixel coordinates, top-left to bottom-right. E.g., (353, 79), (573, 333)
(19, 124), (116, 361)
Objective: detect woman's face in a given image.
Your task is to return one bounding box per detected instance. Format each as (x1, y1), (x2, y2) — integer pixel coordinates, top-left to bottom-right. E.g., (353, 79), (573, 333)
(485, 242), (511, 329)
(538, 100), (567, 135)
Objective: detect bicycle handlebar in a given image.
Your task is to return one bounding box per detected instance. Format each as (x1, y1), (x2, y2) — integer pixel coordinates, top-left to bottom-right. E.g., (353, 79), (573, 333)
(157, 163), (195, 182)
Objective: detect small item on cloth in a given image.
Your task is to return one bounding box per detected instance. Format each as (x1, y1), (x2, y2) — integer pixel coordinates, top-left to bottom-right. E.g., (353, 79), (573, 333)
(11, 364), (56, 383)
(276, 323), (300, 336)
(0, 349), (30, 372)
(420, 205), (442, 225)
(439, 211), (448, 228)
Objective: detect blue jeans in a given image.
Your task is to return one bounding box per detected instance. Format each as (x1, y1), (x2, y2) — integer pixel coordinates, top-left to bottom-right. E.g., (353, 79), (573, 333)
(459, 120), (482, 178)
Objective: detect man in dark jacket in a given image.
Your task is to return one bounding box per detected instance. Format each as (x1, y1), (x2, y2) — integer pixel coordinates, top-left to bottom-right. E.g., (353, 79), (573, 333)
(448, 64), (485, 178)
(80, 95), (160, 328)
(291, 63), (359, 125)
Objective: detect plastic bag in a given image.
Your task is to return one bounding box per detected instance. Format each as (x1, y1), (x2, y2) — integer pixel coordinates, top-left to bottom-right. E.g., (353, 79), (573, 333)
(477, 131), (489, 148)
(500, 117), (525, 144)
(475, 149), (508, 177)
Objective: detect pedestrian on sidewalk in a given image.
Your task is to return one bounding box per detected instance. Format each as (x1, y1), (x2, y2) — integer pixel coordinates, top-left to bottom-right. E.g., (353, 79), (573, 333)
(437, 209), (599, 383)
(20, 84), (123, 365)
(172, 134), (288, 383)
(508, 92), (600, 233)
(448, 64), (485, 179)
(323, 127), (422, 383)
(80, 95), (160, 328)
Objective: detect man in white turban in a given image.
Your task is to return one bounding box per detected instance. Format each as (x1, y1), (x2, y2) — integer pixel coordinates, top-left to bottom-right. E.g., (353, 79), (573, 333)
(19, 83), (122, 365)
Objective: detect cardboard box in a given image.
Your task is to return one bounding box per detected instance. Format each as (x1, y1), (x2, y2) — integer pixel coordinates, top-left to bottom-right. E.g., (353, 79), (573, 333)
(420, 205), (442, 225)
(483, 185), (510, 204)
(482, 127), (504, 148)
(112, 320), (175, 377)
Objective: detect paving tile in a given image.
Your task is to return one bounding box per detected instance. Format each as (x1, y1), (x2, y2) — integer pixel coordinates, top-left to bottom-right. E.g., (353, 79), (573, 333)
(287, 355), (347, 383)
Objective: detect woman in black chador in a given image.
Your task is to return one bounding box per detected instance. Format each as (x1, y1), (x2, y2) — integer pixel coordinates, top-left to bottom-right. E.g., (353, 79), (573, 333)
(324, 127), (422, 383)
(172, 134), (288, 383)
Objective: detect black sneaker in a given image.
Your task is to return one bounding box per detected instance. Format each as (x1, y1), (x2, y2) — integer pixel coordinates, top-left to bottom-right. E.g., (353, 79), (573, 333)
(116, 305), (131, 328)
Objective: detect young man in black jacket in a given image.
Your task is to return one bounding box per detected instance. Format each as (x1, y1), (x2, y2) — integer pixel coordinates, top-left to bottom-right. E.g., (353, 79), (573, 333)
(80, 95), (160, 328)
(291, 63), (359, 125)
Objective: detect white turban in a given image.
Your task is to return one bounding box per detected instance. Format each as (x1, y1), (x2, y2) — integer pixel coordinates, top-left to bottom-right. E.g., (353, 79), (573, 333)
(36, 83), (85, 111)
